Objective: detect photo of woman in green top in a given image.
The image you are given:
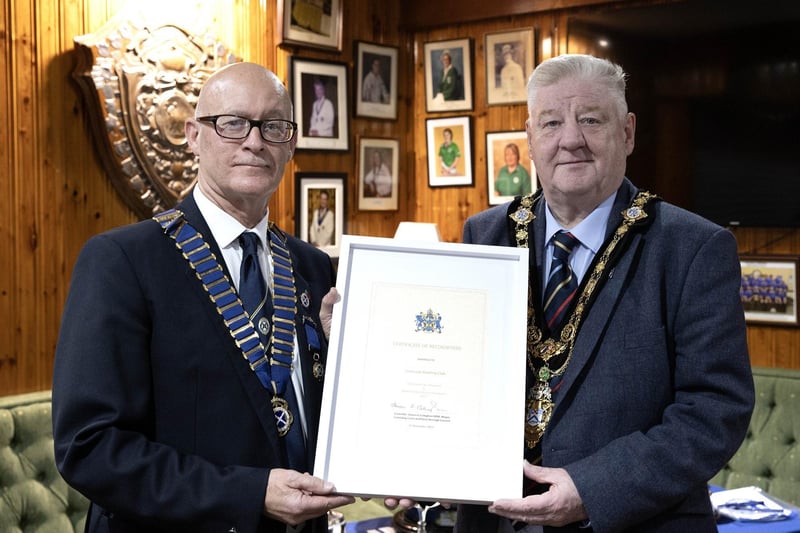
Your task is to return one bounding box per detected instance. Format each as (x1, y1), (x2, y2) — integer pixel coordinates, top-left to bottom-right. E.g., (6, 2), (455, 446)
(494, 143), (531, 196)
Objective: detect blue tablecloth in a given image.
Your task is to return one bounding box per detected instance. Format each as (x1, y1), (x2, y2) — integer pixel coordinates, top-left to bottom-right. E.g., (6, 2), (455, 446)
(344, 512), (800, 532)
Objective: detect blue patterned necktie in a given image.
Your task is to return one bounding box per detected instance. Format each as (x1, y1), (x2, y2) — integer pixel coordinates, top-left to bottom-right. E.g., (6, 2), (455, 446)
(543, 231), (579, 333)
(239, 231), (307, 472)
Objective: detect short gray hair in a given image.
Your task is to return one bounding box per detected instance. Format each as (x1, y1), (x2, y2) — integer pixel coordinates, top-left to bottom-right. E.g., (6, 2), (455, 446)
(527, 54), (629, 117)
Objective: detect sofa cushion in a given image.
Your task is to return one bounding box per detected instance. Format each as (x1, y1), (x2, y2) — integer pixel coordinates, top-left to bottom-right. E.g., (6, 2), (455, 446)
(711, 366), (800, 506)
(0, 391), (88, 532)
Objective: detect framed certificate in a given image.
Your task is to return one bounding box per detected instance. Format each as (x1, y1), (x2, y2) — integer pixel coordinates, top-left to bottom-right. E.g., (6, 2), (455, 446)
(314, 235), (529, 504)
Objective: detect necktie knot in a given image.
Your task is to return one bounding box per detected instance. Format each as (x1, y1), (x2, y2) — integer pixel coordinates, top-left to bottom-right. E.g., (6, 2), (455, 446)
(238, 231), (266, 321)
(552, 231), (578, 261)
(239, 231), (260, 258)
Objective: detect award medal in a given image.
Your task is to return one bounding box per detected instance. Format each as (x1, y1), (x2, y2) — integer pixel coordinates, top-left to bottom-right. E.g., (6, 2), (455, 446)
(258, 317), (270, 336)
(511, 191), (656, 449)
(271, 396), (294, 437)
(313, 361), (325, 380)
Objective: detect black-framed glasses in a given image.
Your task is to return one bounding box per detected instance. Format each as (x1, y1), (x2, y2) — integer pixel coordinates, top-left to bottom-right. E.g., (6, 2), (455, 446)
(197, 115), (297, 143)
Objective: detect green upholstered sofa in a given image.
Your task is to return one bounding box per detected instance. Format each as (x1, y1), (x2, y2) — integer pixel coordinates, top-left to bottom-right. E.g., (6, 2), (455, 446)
(0, 391), (88, 532)
(1, 365), (798, 531)
(711, 366), (800, 506)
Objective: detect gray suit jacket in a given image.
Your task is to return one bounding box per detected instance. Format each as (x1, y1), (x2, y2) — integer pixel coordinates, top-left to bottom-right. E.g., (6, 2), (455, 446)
(456, 179), (754, 533)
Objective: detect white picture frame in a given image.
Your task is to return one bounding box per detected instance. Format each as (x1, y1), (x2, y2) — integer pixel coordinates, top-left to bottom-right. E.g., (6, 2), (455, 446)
(315, 235), (528, 503)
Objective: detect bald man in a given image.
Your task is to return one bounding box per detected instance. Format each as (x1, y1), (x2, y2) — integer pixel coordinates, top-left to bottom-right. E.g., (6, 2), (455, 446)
(53, 62), (353, 533)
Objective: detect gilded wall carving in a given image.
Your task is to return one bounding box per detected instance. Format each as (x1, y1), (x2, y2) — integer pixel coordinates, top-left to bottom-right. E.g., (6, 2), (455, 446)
(73, 18), (239, 218)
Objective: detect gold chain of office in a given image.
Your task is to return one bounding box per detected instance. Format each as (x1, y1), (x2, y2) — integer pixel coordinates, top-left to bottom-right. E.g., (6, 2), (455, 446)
(509, 190), (656, 448)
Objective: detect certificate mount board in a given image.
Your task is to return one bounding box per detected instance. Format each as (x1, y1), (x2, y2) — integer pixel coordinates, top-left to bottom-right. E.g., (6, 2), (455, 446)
(315, 235), (528, 504)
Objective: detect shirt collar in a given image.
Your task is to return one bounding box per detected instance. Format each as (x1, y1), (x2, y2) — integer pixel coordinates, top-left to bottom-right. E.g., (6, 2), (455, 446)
(544, 192), (617, 254)
(193, 185), (270, 250)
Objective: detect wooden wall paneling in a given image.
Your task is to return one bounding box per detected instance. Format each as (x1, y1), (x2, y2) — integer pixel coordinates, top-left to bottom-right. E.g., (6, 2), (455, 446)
(11, 0), (39, 391)
(38, 0), (66, 389)
(0, 0), (12, 392)
(2, 0), (799, 396)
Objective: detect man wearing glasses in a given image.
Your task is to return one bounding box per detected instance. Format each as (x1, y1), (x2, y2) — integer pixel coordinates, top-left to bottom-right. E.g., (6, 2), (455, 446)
(53, 62), (353, 533)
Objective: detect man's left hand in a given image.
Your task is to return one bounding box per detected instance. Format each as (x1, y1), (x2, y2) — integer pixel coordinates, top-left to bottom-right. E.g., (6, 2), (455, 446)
(488, 462), (588, 527)
(320, 288), (340, 340)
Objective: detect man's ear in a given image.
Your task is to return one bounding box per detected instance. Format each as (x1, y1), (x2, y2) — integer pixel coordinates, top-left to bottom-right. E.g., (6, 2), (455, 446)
(185, 119), (200, 154)
(624, 112), (636, 155)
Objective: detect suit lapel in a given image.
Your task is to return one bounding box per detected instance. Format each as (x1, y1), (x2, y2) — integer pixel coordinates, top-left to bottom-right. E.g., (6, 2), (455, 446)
(548, 180), (643, 410)
(292, 266), (325, 470)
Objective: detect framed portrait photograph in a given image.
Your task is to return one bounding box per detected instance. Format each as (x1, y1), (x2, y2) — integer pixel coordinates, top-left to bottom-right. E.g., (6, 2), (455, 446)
(278, 0), (343, 51)
(291, 57), (349, 151)
(295, 172), (346, 257)
(357, 137), (399, 211)
(355, 41), (398, 120)
(426, 116), (473, 188)
(423, 38), (473, 113)
(485, 130), (537, 205)
(739, 255), (798, 326)
(485, 28), (536, 106)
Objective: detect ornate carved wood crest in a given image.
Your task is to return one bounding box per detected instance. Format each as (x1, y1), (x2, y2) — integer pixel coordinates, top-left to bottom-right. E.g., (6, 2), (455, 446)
(73, 18), (240, 219)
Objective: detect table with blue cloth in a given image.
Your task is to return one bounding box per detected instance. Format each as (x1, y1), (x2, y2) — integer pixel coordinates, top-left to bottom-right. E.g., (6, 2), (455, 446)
(345, 515), (800, 532)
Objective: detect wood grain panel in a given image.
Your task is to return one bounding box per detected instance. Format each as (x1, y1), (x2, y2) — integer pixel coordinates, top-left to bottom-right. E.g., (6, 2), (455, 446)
(1, 0), (799, 395)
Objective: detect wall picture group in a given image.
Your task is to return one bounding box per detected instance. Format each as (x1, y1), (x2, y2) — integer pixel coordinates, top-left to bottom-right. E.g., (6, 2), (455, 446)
(421, 29), (537, 198)
(285, 23), (539, 211)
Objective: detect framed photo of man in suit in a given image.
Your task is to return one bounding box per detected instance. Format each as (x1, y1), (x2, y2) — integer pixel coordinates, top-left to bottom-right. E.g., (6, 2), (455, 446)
(296, 172), (346, 257)
(355, 41), (398, 120)
(357, 137), (399, 211)
(291, 57), (349, 151)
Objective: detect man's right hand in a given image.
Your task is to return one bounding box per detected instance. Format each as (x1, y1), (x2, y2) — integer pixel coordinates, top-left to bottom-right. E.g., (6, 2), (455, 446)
(264, 469), (354, 526)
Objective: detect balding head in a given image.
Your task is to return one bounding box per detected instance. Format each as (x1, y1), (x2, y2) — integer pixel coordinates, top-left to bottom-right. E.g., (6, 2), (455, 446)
(195, 62), (291, 119)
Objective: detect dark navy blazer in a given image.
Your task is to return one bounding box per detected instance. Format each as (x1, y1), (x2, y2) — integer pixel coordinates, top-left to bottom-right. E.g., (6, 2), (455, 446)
(53, 194), (334, 533)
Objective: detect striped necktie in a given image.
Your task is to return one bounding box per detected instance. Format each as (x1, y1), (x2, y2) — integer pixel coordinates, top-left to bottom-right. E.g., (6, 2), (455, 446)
(543, 231), (579, 333)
